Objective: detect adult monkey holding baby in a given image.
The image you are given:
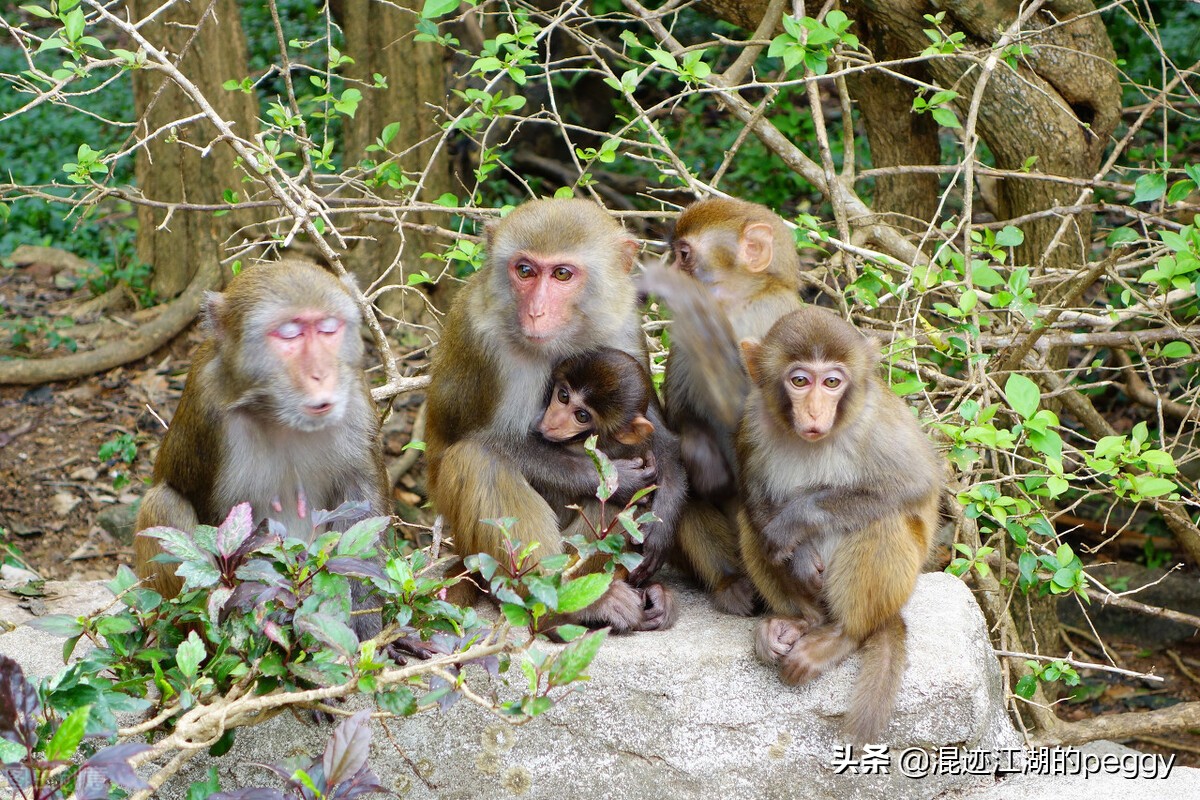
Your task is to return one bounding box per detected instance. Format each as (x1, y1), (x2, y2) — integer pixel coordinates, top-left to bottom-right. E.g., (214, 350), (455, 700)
(425, 198), (685, 633)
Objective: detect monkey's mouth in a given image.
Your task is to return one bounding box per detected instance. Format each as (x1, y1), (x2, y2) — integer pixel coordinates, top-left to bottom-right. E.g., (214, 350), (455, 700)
(306, 402), (335, 416)
(797, 427), (828, 442)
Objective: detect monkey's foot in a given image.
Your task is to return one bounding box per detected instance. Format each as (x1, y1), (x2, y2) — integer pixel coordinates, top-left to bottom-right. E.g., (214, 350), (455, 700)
(712, 575), (756, 616)
(576, 579), (645, 634)
(754, 616), (808, 665)
(386, 635), (441, 666)
(636, 583), (679, 631)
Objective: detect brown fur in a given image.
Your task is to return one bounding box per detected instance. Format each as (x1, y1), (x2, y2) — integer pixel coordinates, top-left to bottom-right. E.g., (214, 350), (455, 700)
(133, 259), (388, 638)
(651, 197), (805, 614)
(737, 307), (940, 743)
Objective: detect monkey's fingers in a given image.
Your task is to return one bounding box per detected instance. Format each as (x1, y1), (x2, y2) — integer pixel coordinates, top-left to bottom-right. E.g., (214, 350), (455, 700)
(627, 543), (666, 586)
(386, 635), (441, 665)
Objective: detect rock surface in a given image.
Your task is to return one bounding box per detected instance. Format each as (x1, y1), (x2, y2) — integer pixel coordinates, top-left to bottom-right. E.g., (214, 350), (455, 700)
(2, 572), (1197, 799)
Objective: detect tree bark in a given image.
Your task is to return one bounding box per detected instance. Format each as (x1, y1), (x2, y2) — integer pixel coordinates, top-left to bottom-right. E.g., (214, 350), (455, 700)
(129, 0), (260, 298)
(333, 0), (455, 329)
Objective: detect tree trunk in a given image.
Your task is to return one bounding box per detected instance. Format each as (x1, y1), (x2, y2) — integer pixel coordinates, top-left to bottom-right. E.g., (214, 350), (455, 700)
(704, 0), (1122, 271)
(845, 14), (942, 228)
(130, 0), (260, 298)
(333, 0), (455, 330)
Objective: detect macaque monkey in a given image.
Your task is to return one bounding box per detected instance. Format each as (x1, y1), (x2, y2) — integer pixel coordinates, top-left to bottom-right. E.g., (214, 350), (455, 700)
(737, 307), (940, 743)
(645, 197), (804, 615)
(426, 199), (685, 634)
(133, 259), (389, 639)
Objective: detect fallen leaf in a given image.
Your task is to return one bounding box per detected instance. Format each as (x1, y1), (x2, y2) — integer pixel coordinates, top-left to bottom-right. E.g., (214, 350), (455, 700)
(51, 492), (82, 517)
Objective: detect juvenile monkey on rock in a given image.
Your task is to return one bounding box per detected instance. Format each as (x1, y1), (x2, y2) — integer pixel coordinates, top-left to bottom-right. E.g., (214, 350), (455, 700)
(736, 307), (941, 743)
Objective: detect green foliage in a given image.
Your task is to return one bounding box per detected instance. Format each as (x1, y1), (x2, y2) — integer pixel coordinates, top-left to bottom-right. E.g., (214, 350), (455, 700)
(1015, 658), (1081, 700)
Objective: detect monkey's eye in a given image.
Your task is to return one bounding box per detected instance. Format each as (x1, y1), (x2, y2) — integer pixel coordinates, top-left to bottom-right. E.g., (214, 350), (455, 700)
(515, 262), (535, 279)
(275, 321), (303, 340)
(823, 376), (842, 389)
(790, 374), (810, 388)
(315, 317), (341, 335)
(574, 409), (591, 424)
(552, 266), (573, 282)
(557, 386), (570, 404)
(676, 243), (693, 270)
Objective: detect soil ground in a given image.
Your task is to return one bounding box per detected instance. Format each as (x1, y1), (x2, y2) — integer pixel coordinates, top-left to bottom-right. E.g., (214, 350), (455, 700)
(1, 258), (1198, 768)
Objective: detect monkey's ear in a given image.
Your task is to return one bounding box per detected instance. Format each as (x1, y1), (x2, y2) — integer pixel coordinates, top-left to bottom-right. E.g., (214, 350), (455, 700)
(201, 290), (227, 337)
(738, 222), (774, 273)
(740, 338), (763, 383)
(618, 238), (640, 274)
(616, 414), (655, 445)
(483, 219), (500, 251)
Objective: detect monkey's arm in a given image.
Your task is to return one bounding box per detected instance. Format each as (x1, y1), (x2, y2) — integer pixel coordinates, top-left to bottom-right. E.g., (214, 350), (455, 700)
(766, 477), (936, 546)
(496, 431), (656, 507)
(645, 261), (747, 430)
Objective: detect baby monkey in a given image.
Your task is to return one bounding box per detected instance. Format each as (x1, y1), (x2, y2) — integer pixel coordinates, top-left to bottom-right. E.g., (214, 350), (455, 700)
(537, 347), (678, 632)
(539, 347), (655, 456)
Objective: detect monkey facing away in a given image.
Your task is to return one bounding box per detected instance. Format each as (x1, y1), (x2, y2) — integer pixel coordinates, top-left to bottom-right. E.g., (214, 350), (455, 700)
(736, 307), (940, 743)
(133, 259), (389, 639)
(645, 197), (804, 615)
(426, 199), (686, 634)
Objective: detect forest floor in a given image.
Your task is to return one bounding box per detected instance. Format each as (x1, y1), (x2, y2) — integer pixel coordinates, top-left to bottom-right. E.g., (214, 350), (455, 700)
(1, 256), (1199, 767)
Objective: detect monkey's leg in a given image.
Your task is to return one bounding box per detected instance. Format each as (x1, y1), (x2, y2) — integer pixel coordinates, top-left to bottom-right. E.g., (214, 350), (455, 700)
(133, 483), (196, 599)
(434, 439), (562, 570)
(676, 501), (755, 615)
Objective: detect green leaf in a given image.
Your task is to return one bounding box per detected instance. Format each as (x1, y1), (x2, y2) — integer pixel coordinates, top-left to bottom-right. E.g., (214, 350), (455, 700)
(931, 106), (961, 129)
(1132, 172), (1167, 204)
(501, 603), (530, 626)
(547, 629), (606, 686)
(970, 264), (1005, 287)
(177, 631), (205, 679)
(1003, 373), (1040, 420)
(1106, 226), (1139, 247)
(29, 614), (85, 638)
(1167, 179), (1197, 204)
(557, 571), (612, 614)
(20, 5), (55, 19)
(554, 624), (587, 642)
(1014, 673), (1038, 699)
(421, 0), (460, 19)
(994, 226), (1024, 248)
(46, 706), (89, 762)
(0, 737), (24, 764)
(1156, 340), (1190, 359)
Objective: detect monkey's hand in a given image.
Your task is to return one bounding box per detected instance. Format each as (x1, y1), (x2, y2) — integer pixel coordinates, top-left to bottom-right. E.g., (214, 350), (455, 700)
(760, 514), (804, 566)
(627, 530), (667, 586)
(612, 450), (657, 506)
(788, 540), (825, 593)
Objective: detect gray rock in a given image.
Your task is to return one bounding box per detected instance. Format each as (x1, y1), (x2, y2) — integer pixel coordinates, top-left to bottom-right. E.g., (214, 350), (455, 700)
(2, 573), (1194, 799)
(96, 502), (140, 546)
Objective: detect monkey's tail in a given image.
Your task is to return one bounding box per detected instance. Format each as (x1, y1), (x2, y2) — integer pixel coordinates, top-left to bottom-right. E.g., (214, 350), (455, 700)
(845, 615), (907, 744)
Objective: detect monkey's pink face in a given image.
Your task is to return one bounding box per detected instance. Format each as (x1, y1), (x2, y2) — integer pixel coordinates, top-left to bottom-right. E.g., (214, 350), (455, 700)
(509, 254), (586, 343)
(785, 363), (848, 441)
(539, 382), (594, 442)
(268, 312), (348, 426)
